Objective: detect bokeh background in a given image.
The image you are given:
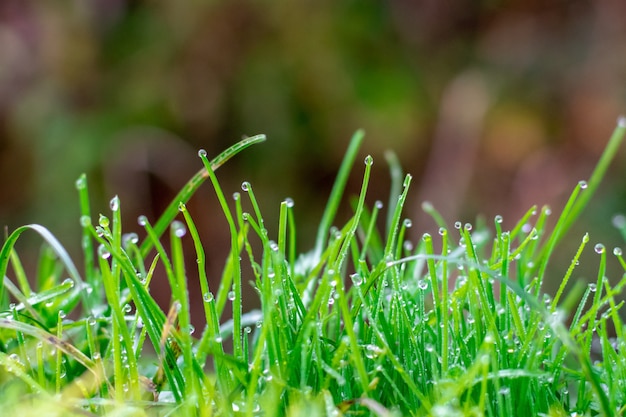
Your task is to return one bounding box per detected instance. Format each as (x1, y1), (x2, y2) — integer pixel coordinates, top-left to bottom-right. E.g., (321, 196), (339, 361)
(1, 1), (626, 318)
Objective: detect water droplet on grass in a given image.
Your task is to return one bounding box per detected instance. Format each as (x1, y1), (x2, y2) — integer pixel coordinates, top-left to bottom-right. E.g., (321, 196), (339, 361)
(172, 221), (186, 237)
(403, 219), (412, 228)
(375, 200), (383, 209)
(228, 291), (236, 301)
(578, 180), (588, 189)
(614, 247), (622, 256)
(203, 293), (214, 303)
(241, 181), (251, 191)
(613, 214), (626, 229)
(122, 233), (139, 248)
(454, 221), (462, 230)
(98, 244), (111, 259)
(464, 223), (472, 231)
(80, 215), (91, 227)
(618, 115), (626, 128)
(594, 243), (605, 254)
(494, 215), (503, 224)
(364, 155), (373, 166)
(138, 215), (148, 226)
(284, 197), (294, 208)
(109, 196), (120, 211)
(75, 175), (87, 190)
(198, 149), (207, 157)
(589, 283), (597, 292)
(98, 214), (110, 228)
(351, 273), (363, 286)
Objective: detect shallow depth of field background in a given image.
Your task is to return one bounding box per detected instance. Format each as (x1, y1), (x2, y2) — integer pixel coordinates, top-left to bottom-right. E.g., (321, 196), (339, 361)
(1, 1), (625, 322)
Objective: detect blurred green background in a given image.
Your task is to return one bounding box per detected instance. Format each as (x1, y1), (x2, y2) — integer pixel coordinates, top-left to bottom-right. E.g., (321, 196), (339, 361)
(1, 1), (626, 309)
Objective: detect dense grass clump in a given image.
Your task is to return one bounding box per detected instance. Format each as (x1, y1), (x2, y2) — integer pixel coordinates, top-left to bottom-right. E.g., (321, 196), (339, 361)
(1, 120), (626, 416)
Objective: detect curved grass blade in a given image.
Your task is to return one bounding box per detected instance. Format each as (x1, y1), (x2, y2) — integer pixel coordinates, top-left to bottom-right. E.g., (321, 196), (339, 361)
(139, 134), (266, 258)
(0, 225), (89, 313)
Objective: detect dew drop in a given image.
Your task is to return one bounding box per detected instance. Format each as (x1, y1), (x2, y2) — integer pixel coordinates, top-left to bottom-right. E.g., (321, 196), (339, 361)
(614, 247), (623, 256)
(494, 215), (503, 224)
(98, 244), (111, 260)
(454, 221), (462, 230)
(188, 325), (195, 335)
(75, 175), (87, 190)
(464, 223), (472, 231)
(269, 241), (279, 252)
(618, 115), (626, 128)
(137, 215), (148, 226)
(578, 180), (588, 189)
(403, 174), (412, 188)
(544, 207), (552, 216)
(403, 240), (413, 251)
(241, 181), (251, 192)
(203, 292), (214, 303)
(122, 233), (139, 248)
(284, 197), (294, 208)
(589, 283), (597, 292)
(351, 273), (363, 286)
(123, 304), (132, 313)
(98, 214), (110, 228)
(613, 214), (626, 229)
(198, 149), (207, 158)
(80, 215), (91, 227)
(403, 219), (413, 228)
(109, 195), (120, 211)
(88, 317), (97, 326)
(58, 310), (66, 319)
(228, 291), (236, 301)
(233, 192), (240, 201)
(61, 278), (76, 288)
(375, 200), (383, 209)
(364, 155), (374, 166)
(172, 221), (187, 237)
(438, 227), (447, 236)
(594, 243), (605, 254)
(417, 280), (428, 290)
(422, 233), (431, 242)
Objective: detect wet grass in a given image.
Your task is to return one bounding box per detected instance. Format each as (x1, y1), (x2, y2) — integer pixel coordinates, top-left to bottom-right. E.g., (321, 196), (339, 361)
(1, 119), (626, 416)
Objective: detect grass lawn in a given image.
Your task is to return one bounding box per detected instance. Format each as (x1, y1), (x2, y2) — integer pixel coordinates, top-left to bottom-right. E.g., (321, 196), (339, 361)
(1, 119), (626, 416)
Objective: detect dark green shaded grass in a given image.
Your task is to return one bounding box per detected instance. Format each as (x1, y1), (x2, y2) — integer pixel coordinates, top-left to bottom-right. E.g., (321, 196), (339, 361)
(1, 120), (626, 416)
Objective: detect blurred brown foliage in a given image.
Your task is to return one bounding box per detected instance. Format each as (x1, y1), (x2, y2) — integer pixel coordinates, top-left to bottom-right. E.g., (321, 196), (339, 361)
(1, 1), (625, 302)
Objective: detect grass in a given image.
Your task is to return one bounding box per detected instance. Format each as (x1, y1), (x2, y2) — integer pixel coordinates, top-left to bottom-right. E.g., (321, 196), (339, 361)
(1, 119), (626, 416)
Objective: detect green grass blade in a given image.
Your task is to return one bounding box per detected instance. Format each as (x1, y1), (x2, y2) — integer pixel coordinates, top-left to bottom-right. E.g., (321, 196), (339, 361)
(314, 130), (365, 260)
(139, 134), (266, 258)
